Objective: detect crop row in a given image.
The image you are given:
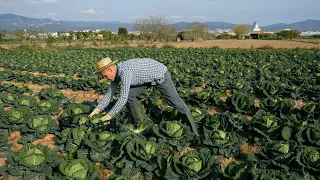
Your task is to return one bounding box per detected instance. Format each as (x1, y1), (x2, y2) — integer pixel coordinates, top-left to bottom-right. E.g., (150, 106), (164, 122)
(1, 81), (320, 179)
(0, 70), (110, 93)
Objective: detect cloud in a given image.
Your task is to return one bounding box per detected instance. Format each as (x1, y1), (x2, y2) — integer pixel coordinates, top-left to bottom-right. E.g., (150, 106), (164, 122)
(41, 0), (58, 3)
(129, 16), (144, 20)
(0, 1), (17, 6)
(191, 16), (209, 19)
(170, 16), (183, 19)
(82, 9), (97, 15)
(48, 13), (58, 16)
(24, 0), (36, 4)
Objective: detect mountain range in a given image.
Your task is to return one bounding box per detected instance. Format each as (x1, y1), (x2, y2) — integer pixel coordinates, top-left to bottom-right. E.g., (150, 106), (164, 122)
(1, 13), (320, 33)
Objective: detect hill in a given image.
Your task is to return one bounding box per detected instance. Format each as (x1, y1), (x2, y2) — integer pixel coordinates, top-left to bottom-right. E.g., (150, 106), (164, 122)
(1, 14), (319, 33)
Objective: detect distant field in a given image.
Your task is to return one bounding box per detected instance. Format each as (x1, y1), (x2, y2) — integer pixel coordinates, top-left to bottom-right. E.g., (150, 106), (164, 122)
(159, 39), (320, 49)
(0, 39), (320, 49)
(292, 39), (320, 44)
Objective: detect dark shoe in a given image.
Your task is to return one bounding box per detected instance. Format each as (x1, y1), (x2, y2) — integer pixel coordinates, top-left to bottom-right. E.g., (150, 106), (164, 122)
(194, 135), (202, 145)
(129, 103), (150, 123)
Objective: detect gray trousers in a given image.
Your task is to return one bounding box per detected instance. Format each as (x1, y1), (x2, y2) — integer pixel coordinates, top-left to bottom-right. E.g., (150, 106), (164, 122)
(127, 71), (189, 115)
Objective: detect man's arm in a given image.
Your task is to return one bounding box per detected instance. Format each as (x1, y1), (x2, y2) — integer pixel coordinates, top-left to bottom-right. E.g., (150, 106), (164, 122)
(96, 81), (117, 111)
(107, 70), (133, 117)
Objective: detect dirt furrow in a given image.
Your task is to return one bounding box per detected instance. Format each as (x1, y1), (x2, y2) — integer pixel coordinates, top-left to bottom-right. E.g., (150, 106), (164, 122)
(0, 67), (81, 79)
(2, 80), (104, 103)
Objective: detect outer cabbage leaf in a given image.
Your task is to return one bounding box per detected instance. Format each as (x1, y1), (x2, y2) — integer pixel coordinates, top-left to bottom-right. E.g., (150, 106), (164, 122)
(252, 168), (287, 180)
(3, 143), (57, 178)
(119, 120), (154, 136)
(14, 95), (37, 108)
(203, 127), (246, 157)
(296, 146), (320, 174)
(37, 99), (61, 115)
(167, 148), (221, 180)
(153, 120), (194, 151)
(58, 159), (99, 180)
(125, 138), (163, 174)
(223, 160), (253, 180)
(255, 140), (297, 171)
(225, 92), (255, 114)
(251, 109), (284, 143)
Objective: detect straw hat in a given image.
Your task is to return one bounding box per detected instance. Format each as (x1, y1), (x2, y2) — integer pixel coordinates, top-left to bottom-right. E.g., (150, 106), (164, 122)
(94, 57), (118, 74)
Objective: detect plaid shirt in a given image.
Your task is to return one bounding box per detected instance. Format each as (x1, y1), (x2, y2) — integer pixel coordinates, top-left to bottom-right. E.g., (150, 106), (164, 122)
(97, 58), (168, 116)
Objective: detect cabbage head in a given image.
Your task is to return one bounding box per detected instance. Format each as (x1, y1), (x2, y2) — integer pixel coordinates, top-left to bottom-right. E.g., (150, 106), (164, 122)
(302, 146), (320, 168)
(127, 139), (160, 162)
(59, 159), (89, 179)
(16, 144), (54, 167)
(153, 120), (193, 151)
(38, 88), (64, 100)
(226, 92), (255, 114)
(37, 99), (60, 115)
(62, 103), (90, 117)
(27, 115), (55, 132)
(154, 121), (186, 139)
(252, 109), (281, 142)
(6, 108), (29, 124)
(14, 95), (36, 108)
(169, 148), (220, 179)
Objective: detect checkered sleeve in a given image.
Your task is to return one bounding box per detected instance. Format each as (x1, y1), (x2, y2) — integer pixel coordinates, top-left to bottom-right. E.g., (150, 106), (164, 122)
(108, 70), (133, 117)
(96, 81), (117, 111)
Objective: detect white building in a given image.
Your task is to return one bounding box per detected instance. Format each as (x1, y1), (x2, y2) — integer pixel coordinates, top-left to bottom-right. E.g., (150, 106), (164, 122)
(300, 31), (320, 36)
(253, 21), (261, 31)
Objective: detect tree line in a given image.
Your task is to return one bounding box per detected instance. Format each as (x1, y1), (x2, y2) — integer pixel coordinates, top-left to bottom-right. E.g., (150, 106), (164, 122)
(0, 16), (316, 45)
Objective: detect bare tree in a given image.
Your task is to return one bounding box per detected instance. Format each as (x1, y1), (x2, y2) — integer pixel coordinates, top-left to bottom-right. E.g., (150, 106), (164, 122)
(233, 24), (249, 39)
(134, 15), (177, 42)
(185, 22), (208, 41)
(14, 30), (26, 41)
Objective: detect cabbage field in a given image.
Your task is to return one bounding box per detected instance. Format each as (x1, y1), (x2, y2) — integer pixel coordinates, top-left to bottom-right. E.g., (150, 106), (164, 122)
(0, 47), (320, 180)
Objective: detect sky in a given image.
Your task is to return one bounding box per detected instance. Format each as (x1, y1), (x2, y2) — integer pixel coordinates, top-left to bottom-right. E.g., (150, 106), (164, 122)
(0, 0), (319, 26)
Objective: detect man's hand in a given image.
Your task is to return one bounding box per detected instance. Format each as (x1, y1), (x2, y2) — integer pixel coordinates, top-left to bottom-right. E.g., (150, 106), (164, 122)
(88, 108), (100, 118)
(101, 114), (112, 121)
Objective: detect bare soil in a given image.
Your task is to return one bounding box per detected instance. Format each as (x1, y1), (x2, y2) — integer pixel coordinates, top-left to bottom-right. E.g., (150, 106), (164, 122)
(1, 40), (319, 49)
(226, 90), (232, 97)
(0, 68), (81, 79)
(241, 142), (259, 154)
(0, 157), (7, 167)
(2, 81), (104, 103)
(162, 39), (320, 49)
(220, 157), (233, 172)
(246, 116), (253, 121)
(93, 163), (114, 180)
(32, 134), (56, 150)
(178, 147), (198, 157)
(0, 173), (6, 180)
(294, 99), (305, 109)
(292, 39), (320, 44)
(254, 98), (261, 108)
(207, 106), (224, 115)
(8, 131), (23, 152)
(191, 82), (208, 93)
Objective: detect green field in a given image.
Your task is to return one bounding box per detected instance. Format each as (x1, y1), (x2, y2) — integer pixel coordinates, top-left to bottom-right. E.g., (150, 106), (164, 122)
(0, 47), (320, 179)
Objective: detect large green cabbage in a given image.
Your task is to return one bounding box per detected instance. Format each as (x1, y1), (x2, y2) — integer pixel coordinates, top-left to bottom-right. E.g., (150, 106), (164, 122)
(167, 148), (220, 179)
(27, 115), (56, 132)
(153, 120), (193, 151)
(59, 159), (98, 179)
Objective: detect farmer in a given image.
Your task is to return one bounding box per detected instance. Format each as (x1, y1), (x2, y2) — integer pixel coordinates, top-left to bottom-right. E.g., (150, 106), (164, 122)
(88, 57), (199, 136)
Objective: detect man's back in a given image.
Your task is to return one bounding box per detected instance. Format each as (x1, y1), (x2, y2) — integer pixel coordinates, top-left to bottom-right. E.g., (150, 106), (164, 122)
(117, 58), (168, 85)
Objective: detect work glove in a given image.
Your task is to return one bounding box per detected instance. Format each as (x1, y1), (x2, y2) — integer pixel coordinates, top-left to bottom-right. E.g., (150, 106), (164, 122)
(101, 114), (112, 122)
(88, 108), (100, 118)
